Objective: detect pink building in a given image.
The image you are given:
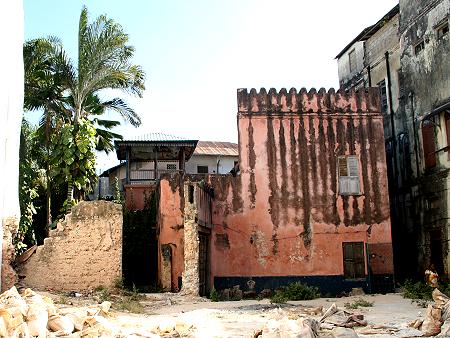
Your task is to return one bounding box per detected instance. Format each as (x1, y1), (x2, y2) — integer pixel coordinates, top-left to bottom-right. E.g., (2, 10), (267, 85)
(125, 87), (394, 296)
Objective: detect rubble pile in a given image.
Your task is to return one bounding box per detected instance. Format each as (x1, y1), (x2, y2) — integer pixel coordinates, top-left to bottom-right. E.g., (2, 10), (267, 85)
(0, 286), (196, 337)
(407, 288), (450, 337)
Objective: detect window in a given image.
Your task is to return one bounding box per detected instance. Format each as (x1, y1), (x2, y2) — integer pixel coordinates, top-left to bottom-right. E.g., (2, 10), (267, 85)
(437, 22), (449, 39)
(378, 80), (388, 114)
(166, 163), (177, 170)
(414, 39), (425, 55)
(343, 242), (365, 279)
(349, 49), (356, 73)
(445, 112), (450, 150)
(338, 156), (361, 195)
(422, 120), (437, 169)
(133, 161), (143, 170)
(197, 165), (208, 174)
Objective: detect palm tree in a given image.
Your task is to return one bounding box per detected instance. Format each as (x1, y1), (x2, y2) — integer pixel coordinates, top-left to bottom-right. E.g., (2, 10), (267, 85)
(24, 6), (145, 212)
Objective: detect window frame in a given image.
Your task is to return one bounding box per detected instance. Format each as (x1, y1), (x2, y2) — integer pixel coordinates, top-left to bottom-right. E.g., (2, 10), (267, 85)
(197, 165), (209, 174)
(422, 119), (437, 169)
(338, 155), (361, 196)
(436, 21), (449, 39)
(348, 49), (357, 73)
(414, 39), (425, 55)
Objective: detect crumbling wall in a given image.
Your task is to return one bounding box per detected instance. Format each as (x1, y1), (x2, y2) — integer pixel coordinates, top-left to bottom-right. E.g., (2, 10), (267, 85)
(180, 183), (200, 296)
(2, 218), (18, 291)
(19, 201), (122, 291)
(157, 177), (185, 291)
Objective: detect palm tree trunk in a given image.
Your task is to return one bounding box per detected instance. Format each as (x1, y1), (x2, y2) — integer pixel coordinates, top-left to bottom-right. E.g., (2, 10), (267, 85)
(66, 177), (74, 213)
(45, 179), (51, 236)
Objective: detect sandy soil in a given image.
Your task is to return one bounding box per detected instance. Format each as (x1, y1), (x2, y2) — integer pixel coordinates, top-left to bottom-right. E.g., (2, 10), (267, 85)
(39, 291), (427, 337)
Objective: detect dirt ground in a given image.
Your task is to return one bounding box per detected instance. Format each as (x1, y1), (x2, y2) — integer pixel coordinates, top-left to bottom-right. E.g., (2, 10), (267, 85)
(38, 290), (427, 337)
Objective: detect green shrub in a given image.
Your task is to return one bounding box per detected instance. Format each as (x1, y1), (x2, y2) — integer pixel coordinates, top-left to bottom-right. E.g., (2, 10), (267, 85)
(344, 298), (374, 309)
(402, 279), (433, 300)
(210, 288), (220, 302)
(270, 282), (320, 304)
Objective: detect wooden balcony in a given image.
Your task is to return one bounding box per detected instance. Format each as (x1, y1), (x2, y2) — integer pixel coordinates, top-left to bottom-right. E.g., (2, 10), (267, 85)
(127, 169), (182, 184)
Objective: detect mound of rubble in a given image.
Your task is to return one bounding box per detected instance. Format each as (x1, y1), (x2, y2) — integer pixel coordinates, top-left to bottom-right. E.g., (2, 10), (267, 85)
(0, 286), (196, 337)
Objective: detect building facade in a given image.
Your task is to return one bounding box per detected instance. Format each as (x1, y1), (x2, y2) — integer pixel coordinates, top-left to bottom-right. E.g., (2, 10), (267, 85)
(158, 88), (394, 296)
(337, 0), (450, 279)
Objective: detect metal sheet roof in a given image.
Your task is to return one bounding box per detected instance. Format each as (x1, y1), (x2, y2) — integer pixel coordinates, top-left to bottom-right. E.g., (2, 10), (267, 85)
(122, 132), (196, 142)
(194, 141), (238, 156)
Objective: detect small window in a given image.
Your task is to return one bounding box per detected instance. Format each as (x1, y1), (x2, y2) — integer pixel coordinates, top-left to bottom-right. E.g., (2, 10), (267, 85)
(437, 22), (449, 39)
(349, 49), (356, 73)
(338, 156), (361, 195)
(378, 80), (388, 113)
(197, 165), (208, 174)
(133, 161), (144, 170)
(188, 185), (194, 204)
(414, 40), (425, 55)
(167, 163), (177, 170)
(343, 242), (365, 279)
(422, 120), (437, 169)
(445, 112), (450, 151)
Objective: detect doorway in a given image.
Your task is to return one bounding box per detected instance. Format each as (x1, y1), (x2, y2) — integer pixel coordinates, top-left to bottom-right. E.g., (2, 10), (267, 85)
(198, 231), (210, 296)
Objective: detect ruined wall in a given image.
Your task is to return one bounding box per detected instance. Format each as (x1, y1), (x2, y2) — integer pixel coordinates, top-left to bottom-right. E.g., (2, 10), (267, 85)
(209, 88), (393, 293)
(125, 184), (157, 210)
(19, 201), (122, 291)
(157, 177), (185, 291)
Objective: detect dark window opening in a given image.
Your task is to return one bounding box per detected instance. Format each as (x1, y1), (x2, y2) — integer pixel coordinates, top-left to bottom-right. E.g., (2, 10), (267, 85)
(422, 120), (437, 169)
(378, 80), (388, 114)
(437, 22), (449, 39)
(349, 49), (356, 73)
(188, 185), (194, 204)
(343, 242), (365, 279)
(414, 40), (425, 55)
(197, 165), (208, 174)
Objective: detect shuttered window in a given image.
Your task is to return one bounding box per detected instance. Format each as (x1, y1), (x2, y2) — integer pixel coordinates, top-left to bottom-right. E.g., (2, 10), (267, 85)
(338, 156), (361, 195)
(349, 49), (356, 73)
(422, 120), (436, 169)
(343, 242), (365, 279)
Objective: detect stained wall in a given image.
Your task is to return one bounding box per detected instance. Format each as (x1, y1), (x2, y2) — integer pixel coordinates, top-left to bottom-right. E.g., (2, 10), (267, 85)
(209, 88), (393, 293)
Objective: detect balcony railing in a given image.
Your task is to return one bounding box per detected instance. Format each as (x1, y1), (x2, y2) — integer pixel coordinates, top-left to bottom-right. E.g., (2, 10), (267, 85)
(127, 169), (181, 183)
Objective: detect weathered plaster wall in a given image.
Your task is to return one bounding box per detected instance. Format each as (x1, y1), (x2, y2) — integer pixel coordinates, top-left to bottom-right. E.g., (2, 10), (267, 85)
(209, 88), (393, 291)
(399, 0), (450, 274)
(124, 184), (157, 210)
(157, 177), (185, 291)
(19, 201), (122, 291)
(337, 41), (365, 88)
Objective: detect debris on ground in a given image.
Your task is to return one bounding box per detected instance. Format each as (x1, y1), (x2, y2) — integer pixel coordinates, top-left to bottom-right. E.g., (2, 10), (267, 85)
(0, 286), (196, 337)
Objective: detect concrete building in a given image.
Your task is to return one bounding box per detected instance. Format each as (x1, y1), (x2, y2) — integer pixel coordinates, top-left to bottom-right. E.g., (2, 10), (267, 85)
(336, 0), (450, 279)
(157, 88), (394, 296)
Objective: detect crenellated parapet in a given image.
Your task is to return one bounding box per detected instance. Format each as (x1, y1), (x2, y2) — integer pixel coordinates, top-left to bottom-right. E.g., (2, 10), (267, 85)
(237, 87), (381, 114)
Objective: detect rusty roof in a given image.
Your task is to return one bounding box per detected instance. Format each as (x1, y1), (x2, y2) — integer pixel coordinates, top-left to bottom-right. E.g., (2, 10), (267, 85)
(193, 141), (238, 156)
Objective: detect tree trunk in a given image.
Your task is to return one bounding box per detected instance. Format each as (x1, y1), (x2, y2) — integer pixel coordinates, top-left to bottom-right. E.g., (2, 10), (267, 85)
(66, 177), (74, 214)
(45, 181), (51, 236)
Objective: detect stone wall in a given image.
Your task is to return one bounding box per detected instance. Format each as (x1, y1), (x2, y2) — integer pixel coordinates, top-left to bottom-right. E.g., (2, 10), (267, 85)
(2, 217), (18, 291)
(19, 201), (122, 291)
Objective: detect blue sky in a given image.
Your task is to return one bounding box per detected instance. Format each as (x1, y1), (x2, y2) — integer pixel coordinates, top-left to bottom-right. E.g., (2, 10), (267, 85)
(24, 0), (398, 170)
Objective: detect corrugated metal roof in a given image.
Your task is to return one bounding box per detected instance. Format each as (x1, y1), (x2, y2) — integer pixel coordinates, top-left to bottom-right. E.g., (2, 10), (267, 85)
(194, 141), (238, 156)
(123, 132), (196, 142)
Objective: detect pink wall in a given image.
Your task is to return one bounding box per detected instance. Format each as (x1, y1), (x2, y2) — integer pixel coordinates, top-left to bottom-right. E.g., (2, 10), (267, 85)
(157, 180), (184, 291)
(157, 88), (394, 293)
(209, 88), (393, 281)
